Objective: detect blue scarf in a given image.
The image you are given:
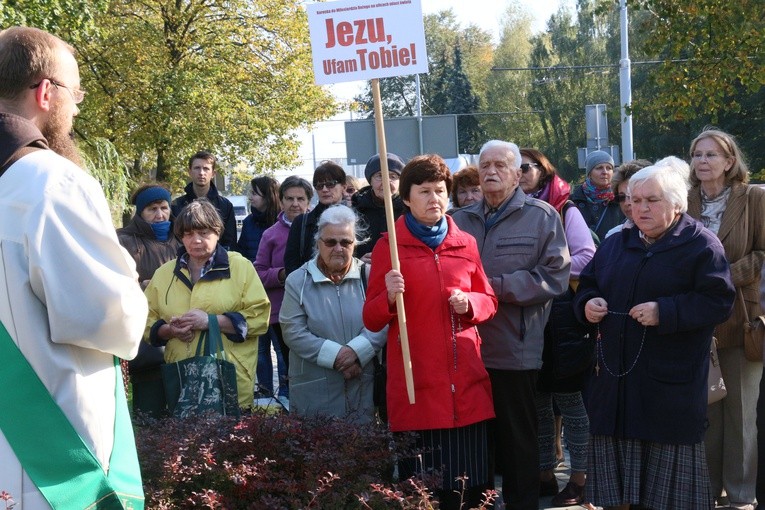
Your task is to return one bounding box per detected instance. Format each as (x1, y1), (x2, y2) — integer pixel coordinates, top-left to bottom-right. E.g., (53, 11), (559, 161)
(150, 221), (171, 241)
(405, 212), (448, 249)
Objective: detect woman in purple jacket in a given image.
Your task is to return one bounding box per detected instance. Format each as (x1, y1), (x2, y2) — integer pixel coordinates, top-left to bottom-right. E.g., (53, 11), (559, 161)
(254, 176), (312, 400)
(575, 162), (735, 510)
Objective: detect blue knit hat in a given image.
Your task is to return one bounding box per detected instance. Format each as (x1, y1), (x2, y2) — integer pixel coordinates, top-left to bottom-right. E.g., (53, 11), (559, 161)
(585, 150), (615, 176)
(364, 153), (405, 182)
(135, 186), (172, 215)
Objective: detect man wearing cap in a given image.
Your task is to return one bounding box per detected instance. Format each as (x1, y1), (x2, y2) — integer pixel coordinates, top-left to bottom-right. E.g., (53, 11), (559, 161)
(569, 149), (624, 243)
(352, 152), (406, 262)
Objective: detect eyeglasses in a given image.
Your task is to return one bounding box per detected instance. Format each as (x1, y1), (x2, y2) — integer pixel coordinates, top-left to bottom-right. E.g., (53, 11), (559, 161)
(692, 152), (724, 160)
(315, 180), (340, 190)
(320, 238), (354, 248)
(371, 172), (400, 182)
(614, 193), (628, 203)
(29, 79), (85, 104)
(520, 163), (540, 173)
(345, 187), (357, 195)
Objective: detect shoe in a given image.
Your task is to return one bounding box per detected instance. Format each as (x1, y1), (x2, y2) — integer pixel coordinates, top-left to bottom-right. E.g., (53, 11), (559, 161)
(540, 476), (559, 497)
(550, 481), (584, 507)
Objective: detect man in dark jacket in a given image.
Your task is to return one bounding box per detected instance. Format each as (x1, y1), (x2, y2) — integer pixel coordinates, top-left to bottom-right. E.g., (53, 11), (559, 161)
(352, 152), (406, 261)
(171, 150), (238, 250)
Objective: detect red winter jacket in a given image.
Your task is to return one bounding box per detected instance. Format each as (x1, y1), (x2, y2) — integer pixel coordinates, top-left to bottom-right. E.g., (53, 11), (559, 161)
(363, 215), (497, 432)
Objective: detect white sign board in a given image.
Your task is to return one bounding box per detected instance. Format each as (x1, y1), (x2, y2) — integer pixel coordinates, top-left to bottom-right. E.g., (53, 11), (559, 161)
(307, 0), (428, 85)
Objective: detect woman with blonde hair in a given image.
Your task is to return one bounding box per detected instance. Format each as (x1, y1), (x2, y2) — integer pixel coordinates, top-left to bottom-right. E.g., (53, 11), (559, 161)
(688, 127), (765, 510)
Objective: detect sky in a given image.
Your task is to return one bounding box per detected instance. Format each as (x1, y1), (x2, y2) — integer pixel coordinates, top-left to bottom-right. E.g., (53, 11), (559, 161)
(288, 0), (572, 180)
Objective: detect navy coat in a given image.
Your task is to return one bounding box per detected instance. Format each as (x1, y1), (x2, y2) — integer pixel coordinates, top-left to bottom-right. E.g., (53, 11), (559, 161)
(574, 213), (734, 444)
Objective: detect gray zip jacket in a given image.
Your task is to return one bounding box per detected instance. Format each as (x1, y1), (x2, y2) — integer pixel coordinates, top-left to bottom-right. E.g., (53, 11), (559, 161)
(452, 187), (570, 370)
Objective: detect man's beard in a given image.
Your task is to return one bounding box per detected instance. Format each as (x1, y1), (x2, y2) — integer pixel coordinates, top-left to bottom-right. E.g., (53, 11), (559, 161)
(41, 101), (82, 167)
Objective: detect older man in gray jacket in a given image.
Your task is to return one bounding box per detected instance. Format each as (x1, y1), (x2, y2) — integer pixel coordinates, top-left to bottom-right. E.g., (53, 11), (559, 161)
(453, 140), (570, 510)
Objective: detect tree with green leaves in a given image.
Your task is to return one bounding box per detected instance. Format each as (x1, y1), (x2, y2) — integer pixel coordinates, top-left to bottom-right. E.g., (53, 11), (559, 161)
(482, 3), (536, 146)
(75, 0), (336, 186)
(630, 0), (764, 122)
(521, 1), (620, 180)
(429, 46), (486, 154)
(353, 9), (493, 126)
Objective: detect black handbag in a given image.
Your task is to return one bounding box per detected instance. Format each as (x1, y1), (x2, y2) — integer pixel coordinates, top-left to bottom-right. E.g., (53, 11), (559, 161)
(546, 286), (595, 379)
(162, 314), (240, 418)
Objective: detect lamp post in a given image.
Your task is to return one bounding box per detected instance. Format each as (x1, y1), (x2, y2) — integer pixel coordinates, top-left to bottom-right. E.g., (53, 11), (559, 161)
(619, 0), (634, 161)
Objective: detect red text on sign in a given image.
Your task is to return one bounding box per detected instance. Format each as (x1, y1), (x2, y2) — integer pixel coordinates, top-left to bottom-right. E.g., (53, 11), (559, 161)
(324, 17), (391, 48)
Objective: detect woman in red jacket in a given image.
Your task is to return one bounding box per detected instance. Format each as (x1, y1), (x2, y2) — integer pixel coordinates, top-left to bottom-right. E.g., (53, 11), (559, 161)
(363, 154), (498, 509)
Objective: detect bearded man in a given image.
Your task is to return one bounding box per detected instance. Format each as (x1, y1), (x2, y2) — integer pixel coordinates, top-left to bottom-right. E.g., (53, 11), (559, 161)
(0, 26), (148, 509)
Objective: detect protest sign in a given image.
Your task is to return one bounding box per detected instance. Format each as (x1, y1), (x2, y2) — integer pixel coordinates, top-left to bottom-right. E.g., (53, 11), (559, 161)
(307, 0), (428, 85)
(308, 0), (428, 404)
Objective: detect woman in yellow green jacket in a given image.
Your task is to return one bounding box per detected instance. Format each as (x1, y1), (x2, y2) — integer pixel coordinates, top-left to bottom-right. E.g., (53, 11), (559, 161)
(144, 199), (270, 409)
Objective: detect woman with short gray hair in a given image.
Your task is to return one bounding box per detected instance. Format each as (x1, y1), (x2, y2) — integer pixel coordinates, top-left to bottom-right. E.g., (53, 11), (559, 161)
(279, 205), (384, 423)
(575, 161), (735, 509)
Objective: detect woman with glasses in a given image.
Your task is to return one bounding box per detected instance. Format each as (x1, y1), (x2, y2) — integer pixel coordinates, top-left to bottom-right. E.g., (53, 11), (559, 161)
(519, 148), (596, 506)
(570, 150), (625, 244)
(351, 153), (406, 263)
(237, 176), (280, 262)
(284, 161), (346, 276)
(604, 160), (653, 239)
(688, 128), (765, 510)
(280, 205), (386, 423)
(342, 174), (362, 207)
(575, 162), (735, 510)
(363, 154), (498, 510)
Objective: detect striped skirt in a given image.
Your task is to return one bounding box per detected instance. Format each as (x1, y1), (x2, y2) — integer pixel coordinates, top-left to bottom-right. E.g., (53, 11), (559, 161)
(587, 435), (714, 509)
(397, 420), (489, 492)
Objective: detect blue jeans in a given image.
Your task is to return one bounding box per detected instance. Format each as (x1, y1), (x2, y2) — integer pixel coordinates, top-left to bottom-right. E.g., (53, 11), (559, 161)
(256, 325), (288, 397)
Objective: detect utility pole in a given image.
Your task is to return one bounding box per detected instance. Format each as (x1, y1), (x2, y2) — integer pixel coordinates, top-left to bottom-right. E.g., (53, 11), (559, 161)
(619, 0), (634, 161)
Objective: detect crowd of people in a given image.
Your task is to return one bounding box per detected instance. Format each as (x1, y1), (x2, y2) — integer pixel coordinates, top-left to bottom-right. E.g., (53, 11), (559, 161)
(2, 24), (764, 510)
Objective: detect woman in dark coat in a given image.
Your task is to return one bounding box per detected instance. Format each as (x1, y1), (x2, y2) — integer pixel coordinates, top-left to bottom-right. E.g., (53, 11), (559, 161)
(569, 150), (624, 243)
(352, 152), (405, 261)
(237, 176), (279, 261)
(574, 162), (735, 510)
(117, 183), (180, 417)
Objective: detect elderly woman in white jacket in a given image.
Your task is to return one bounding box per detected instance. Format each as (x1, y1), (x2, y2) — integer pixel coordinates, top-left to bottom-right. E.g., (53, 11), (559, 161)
(280, 205), (386, 423)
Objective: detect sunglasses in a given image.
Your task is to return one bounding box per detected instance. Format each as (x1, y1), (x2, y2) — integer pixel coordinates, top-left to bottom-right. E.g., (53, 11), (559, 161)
(520, 163), (540, 173)
(614, 193), (628, 203)
(320, 238), (354, 248)
(315, 180), (339, 190)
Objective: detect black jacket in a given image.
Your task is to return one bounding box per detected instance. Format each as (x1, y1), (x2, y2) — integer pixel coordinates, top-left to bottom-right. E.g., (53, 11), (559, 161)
(351, 186), (404, 258)
(569, 184), (625, 244)
(171, 182), (238, 250)
(284, 202), (330, 276)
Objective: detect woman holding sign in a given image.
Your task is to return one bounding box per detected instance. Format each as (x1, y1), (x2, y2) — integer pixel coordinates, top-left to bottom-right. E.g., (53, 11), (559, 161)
(363, 154), (498, 509)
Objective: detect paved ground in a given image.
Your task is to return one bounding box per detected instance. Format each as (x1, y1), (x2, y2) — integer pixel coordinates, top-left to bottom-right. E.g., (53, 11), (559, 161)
(491, 449), (599, 510)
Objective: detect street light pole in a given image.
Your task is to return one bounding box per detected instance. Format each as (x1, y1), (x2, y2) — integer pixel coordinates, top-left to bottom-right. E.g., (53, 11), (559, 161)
(619, 0), (634, 161)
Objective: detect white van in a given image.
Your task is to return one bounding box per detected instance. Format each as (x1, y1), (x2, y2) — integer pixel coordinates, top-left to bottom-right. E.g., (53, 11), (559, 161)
(226, 195), (249, 234)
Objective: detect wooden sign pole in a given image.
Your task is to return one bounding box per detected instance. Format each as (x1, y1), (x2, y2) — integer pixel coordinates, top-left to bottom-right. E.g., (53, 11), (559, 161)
(371, 78), (415, 404)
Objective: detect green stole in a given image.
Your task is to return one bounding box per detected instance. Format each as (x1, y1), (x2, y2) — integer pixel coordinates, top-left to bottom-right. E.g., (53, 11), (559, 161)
(0, 321), (144, 509)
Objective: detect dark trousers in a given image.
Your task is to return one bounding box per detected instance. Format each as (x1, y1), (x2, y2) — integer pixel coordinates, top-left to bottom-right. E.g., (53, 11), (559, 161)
(756, 366), (765, 504)
(487, 368), (539, 510)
